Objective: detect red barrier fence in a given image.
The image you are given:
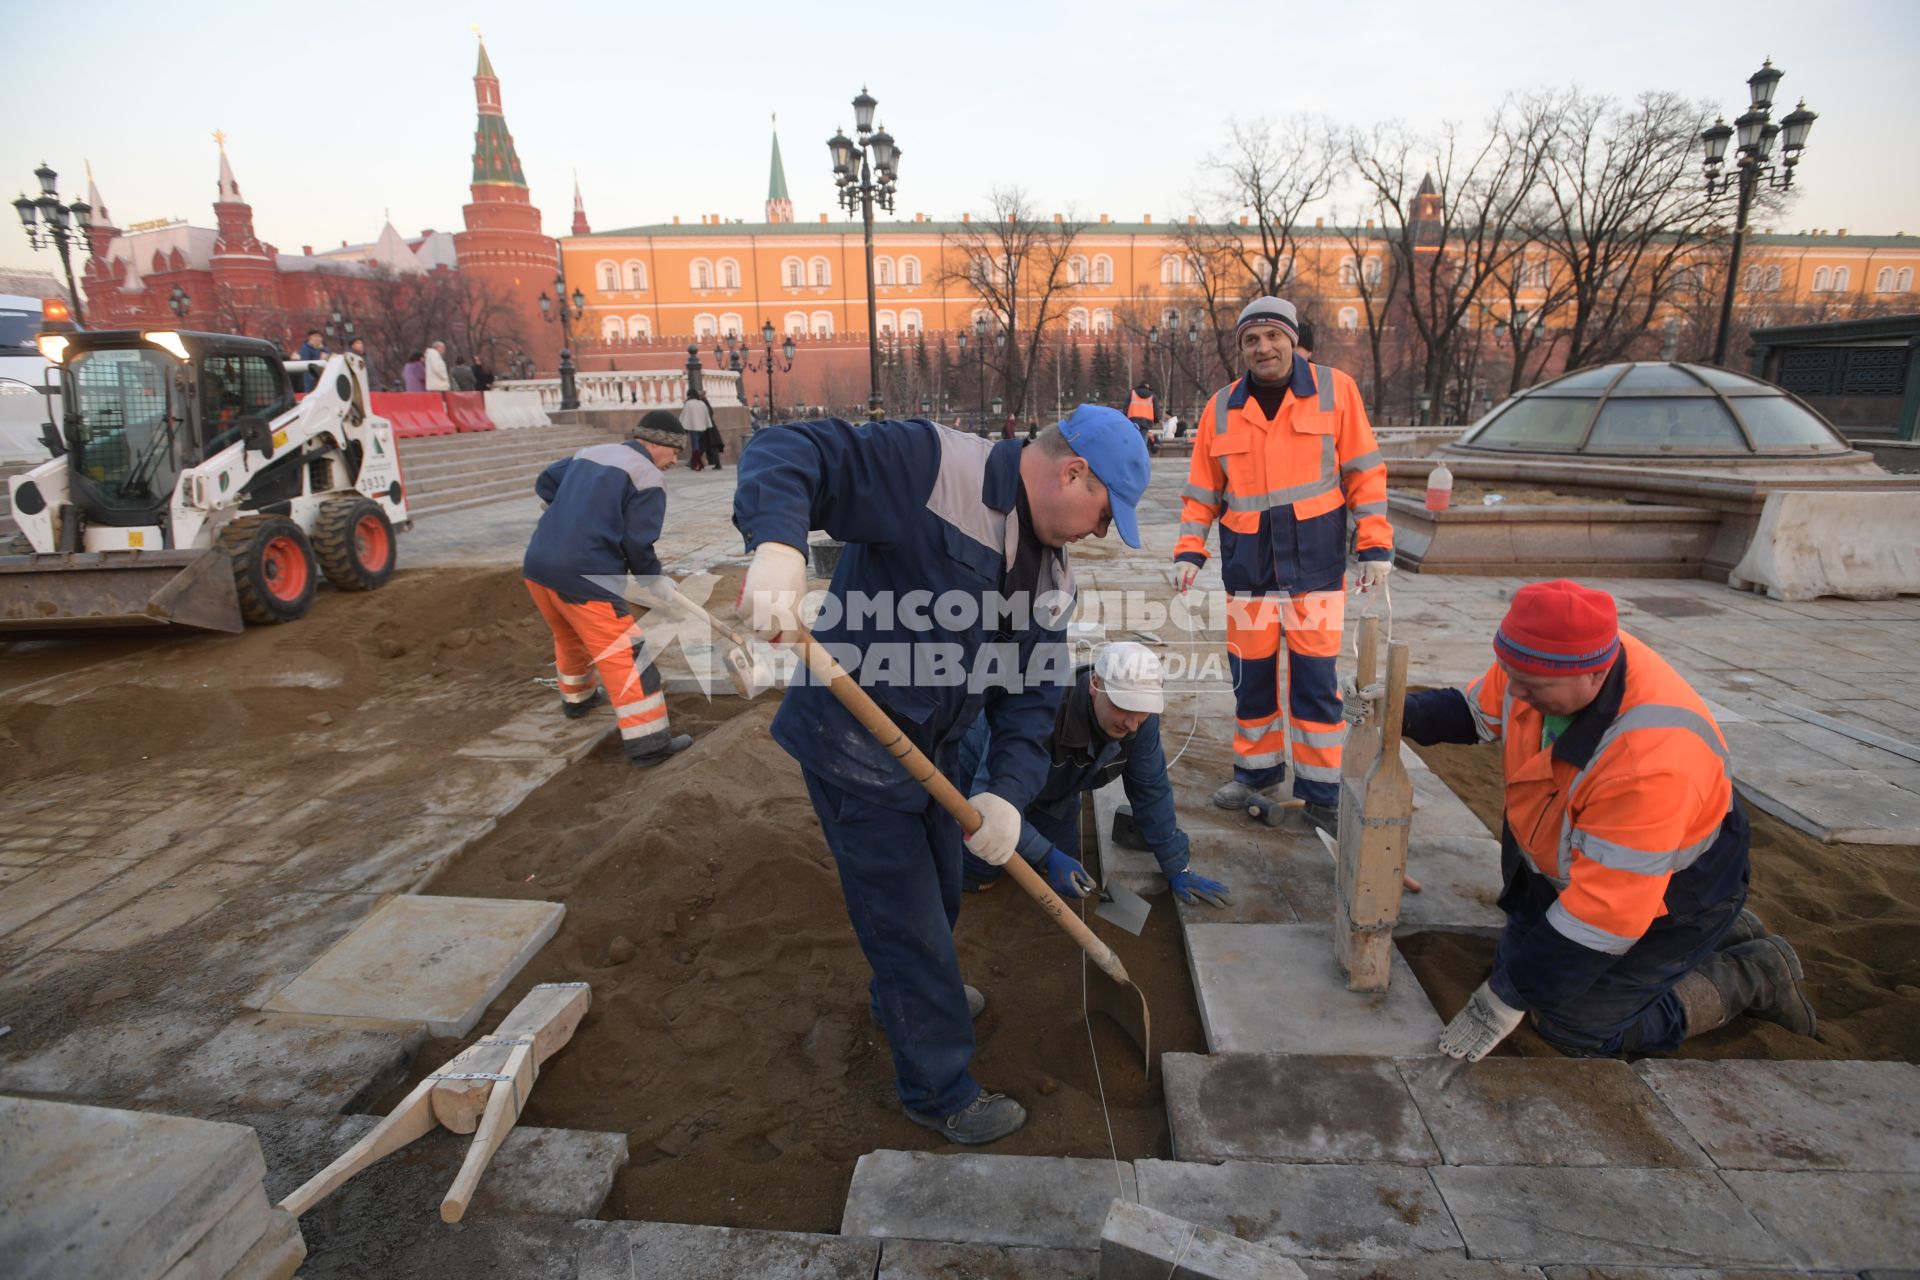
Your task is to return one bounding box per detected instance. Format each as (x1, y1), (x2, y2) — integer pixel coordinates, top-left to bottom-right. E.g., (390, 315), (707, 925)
(444, 391), (496, 434)
(370, 392), (457, 438)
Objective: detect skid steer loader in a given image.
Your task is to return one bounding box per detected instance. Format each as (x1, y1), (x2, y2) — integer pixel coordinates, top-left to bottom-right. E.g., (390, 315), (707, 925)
(1, 327), (409, 633)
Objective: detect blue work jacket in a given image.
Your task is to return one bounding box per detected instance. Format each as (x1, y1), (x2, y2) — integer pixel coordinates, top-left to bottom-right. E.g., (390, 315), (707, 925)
(734, 418), (1075, 813)
(523, 440), (666, 605)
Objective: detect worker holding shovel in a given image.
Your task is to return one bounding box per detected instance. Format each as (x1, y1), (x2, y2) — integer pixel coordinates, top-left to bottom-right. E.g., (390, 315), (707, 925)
(957, 641), (1232, 911)
(733, 406), (1149, 1144)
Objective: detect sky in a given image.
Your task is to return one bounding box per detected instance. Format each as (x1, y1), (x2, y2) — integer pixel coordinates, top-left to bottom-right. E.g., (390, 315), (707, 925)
(5, 0), (1917, 271)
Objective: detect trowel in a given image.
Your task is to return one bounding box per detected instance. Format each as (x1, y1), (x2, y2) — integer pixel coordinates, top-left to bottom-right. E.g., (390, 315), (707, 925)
(1094, 879), (1152, 936)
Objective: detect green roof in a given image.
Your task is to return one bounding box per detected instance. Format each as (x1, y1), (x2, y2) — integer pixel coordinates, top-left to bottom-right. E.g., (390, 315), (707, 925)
(476, 38), (495, 79)
(768, 130), (790, 203)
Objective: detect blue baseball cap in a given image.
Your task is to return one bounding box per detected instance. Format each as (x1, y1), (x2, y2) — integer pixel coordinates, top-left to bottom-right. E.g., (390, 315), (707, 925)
(1057, 404), (1150, 548)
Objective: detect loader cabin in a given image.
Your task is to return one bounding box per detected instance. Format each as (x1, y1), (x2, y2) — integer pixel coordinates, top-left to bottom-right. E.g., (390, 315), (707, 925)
(34, 329), (294, 529)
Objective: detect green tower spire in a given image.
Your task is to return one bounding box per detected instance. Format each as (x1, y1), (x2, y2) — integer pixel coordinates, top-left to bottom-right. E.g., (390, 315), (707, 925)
(765, 114), (794, 223)
(469, 35), (526, 188)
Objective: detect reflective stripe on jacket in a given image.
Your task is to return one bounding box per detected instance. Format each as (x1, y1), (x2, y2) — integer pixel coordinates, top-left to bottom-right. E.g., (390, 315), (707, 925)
(1126, 391), (1156, 423)
(1173, 356), (1390, 593)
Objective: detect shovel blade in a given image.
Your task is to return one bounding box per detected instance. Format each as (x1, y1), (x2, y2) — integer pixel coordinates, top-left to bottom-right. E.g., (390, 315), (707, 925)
(1094, 880), (1151, 936)
(1085, 964), (1153, 1078)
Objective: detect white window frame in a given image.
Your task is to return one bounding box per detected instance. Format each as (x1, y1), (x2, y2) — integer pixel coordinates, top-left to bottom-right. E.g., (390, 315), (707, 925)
(601, 315), (626, 341)
(810, 257), (832, 287)
(899, 255), (921, 285)
(1092, 254), (1113, 285)
(1338, 307), (1359, 332)
(693, 313), (718, 338)
(901, 308), (923, 333)
(783, 257), (804, 288)
(874, 257), (894, 286)
(627, 315), (651, 339)
(597, 260), (618, 290)
(1092, 307), (1113, 335)
(784, 310), (808, 335)
(810, 310), (834, 337)
(624, 260), (647, 291)
(719, 313), (744, 338)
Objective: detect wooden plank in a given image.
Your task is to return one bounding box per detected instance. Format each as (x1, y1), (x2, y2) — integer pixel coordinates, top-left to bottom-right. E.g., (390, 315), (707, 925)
(1335, 627), (1414, 993)
(430, 981), (590, 1134)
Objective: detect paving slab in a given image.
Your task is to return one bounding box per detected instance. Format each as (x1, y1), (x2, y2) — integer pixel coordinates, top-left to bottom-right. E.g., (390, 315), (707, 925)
(1299, 1262), (1544, 1280)
(1185, 923), (1446, 1056)
(1636, 1059), (1920, 1171)
(1733, 766), (1920, 844)
(578, 1219), (880, 1280)
(126, 1013), (425, 1117)
(876, 1238), (1098, 1278)
(1133, 1159), (1463, 1260)
(1543, 1270), (1845, 1280)
(1397, 835), (1506, 935)
(302, 1217), (596, 1280)
(1718, 1170), (1920, 1271)
(215, 1207), (304, 1280)
(263, 894), (564, 1036)
(840, 1149), (1138, 1251)
(1398, 1058), (1709, 1168)
(1101, 1197), (1309, 1279)
(1428, 1167), (1789, 1267)
(1163, 1053), (1438, 1165)
(156, 1180), (274, 1280)
(0, 1095), (269, 1280)
(1405, 747), (1500, 839)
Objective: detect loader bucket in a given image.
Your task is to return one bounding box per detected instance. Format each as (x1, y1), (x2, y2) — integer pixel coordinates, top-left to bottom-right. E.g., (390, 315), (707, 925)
(0, 549), (243, 634)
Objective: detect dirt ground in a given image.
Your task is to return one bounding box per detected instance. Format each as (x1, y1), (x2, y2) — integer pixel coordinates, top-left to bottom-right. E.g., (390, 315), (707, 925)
(1402, 738), (1920, 1064)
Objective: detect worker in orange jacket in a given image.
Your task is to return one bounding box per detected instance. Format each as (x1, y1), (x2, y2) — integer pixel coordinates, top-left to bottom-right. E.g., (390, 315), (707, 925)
(1401, 580), (1817, 1059)
(1174, 297), (1391, 831)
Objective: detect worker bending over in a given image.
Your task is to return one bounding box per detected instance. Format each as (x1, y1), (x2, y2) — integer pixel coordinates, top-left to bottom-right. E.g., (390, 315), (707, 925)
(523, 411), (692, 767)
(958, 641), (1231, 909)
(1402, 579), (1816, 1060)
(1174, 297), (1392, 834)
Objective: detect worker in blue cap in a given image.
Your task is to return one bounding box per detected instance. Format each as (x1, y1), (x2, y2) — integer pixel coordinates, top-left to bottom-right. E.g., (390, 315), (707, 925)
(733, 404), (1148, 1144)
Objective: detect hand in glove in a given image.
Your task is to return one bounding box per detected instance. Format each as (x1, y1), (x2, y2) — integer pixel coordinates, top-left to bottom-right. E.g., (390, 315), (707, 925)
(1437, 981), (1524, 1062)
(1041, 847), (1096, 899)
(1356, 559), (1394, 592)
(965, 793), (1021, 867)
(1166, 868), (1233, 908)
(1173, 561), (1199, 594)
(738, 542), (808, 643)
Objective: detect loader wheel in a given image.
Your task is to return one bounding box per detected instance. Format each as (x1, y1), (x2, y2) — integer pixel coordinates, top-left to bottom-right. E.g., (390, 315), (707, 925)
(220, 515), (317, 624)
(313, 496), (396, 591)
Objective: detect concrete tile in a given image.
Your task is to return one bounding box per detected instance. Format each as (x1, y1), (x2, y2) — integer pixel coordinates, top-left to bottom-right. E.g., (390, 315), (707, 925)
(1398, 835), (1506, 935)
(1543, 1270), (1842, 1280)
(1134, 1159), (1462, 1260)
(876, 1238), (1098, 1278)
(133, 1012), (426, 1117)
(1399, 1058), (1709, 1169)
(157, 1178), (273, 1280)
(840, 1150), (1137, 1251)
(1185, 924), (1445, 1056)
(0, 1004), (226, 1102)
(302, 1218), (593, 1280)
(1429, 1167), (1789, 1267)
(0, 856), (135, 937)
(1299, 1263), (1543, 1280)
(0, 1095), (268, 1280)
(1719, 1171), (1920, 1271)
(55, 860), (253, 952)
(1637, 1059), (1920, 1171)
(1101, 1197), (1309, 1278)
(578, 1220), (880, 1280)
(1163, 1053), (1438, 1165)
(1733, 767), (1920, 844)
(217, 1207), (304, 1280)
(263, 894), (564, 1036)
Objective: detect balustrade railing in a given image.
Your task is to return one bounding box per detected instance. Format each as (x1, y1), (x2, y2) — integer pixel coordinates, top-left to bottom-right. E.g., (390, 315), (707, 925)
(493, 369), (743, 412)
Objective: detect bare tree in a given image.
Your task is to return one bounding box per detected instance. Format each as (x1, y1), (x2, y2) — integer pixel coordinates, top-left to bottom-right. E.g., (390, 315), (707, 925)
(936, 188), (1088, 420)
(1331, 216), (1404, 410)
(1350, 98), (1554, 423)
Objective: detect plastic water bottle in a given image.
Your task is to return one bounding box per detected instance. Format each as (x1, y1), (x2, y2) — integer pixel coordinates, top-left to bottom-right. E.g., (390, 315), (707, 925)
(1425, 461), (1454, 513)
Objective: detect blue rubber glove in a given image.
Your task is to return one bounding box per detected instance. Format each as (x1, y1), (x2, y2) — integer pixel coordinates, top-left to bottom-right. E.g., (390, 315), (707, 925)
(1166, 868), (1233, 908)
(1042, 847), (1096, 899)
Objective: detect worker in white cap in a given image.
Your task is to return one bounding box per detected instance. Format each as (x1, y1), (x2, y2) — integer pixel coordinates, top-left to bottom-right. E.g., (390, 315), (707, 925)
(955, 641), (1231, 907)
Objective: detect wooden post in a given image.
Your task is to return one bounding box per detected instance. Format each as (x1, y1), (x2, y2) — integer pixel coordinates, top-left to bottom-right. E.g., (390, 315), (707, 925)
(1334, 618), (1415, 991)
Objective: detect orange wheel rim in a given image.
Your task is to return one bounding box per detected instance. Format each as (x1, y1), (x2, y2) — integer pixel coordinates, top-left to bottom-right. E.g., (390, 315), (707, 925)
(353, 513), (392, 571)
(261, 535), (309, 601)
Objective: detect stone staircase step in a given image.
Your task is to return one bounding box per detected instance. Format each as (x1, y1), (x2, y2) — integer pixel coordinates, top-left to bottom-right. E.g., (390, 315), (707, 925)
(577, 1220), (879, 1280)
(1635, 1059), (1920, 1172)
(839, 1149), (1138, 1252)
(1162, 1053), (1438, 1166)
(1184, 923), (1445, 1056)
(1134, 1158), (1464, 1261)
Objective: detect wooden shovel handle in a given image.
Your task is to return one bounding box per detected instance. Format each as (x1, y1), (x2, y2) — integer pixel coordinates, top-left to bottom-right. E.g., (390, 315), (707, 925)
(792, 627), (1132, 986)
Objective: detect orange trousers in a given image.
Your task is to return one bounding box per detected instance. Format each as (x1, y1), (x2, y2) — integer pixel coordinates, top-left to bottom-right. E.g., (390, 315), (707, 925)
(525, 580), (671, 753)
(1223, 584), (1346, 805)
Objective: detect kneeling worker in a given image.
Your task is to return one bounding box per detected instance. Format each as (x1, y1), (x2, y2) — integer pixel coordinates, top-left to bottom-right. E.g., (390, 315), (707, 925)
(958, 641), (1231, 909)
(523, 410), (692, 767)
(1402, 579), (1816, 1060)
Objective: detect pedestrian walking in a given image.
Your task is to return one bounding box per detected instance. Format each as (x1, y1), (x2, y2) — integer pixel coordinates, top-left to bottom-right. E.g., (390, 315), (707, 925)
(424, 341), (451, 392)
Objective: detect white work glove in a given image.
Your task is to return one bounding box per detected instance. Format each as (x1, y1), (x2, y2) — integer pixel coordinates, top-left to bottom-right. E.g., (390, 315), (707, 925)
(1173, 562), (1199, 594)
(1437, 981), (1524, 1062)
(965, 792), (1021, 867)
(739, 542), (807, 643)
(1357, 560), (1394, 592)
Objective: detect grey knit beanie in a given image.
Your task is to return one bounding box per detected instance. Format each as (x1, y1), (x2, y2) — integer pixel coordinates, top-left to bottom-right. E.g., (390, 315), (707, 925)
(1235, 297), (1300, 343)
(633, 410), (688, 448)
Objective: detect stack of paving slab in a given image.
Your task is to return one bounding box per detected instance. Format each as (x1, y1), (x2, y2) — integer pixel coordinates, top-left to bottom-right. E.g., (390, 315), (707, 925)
(0, 1095), (304, 1280)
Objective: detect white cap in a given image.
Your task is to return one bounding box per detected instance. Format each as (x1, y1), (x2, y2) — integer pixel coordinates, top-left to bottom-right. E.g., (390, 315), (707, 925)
(1094, 641), (1165, 714)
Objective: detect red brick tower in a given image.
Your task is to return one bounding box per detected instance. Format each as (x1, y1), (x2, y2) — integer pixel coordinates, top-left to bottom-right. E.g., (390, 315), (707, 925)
(208, 134), (282, 337)
(453, 35), (559, 369)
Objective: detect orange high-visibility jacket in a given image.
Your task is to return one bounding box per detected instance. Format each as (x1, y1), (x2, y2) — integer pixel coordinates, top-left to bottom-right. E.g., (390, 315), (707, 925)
(1126, 390), (1156, 423)
(1174, 359), (1390, 592)
(1464, 632), (1739, 959)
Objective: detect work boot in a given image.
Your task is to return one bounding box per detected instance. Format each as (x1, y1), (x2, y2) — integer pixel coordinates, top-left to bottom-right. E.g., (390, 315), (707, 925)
(626, 733), (693, 768)
(1213, 778), (1279, 811)
(1675, 935), (1818, 1040)
(1717, 907), (1769, 950)
(1302, 802), (1339, 838)
(559, 689), (607, 719)
(871, 985), (986, 1028)
(902, 1090), (1027, 1145)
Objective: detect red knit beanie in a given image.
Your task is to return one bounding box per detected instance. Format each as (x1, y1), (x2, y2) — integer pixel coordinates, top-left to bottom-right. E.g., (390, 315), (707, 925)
(1494, 580), (1620, 677)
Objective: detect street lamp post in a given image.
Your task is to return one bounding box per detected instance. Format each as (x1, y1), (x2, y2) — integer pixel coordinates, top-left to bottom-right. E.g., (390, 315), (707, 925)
(13, 163), (92, 326)
(1701, 58), (1816, 366)
(741, 319), (796, 422)
(168, 286), (191, 321)
(537, 266), (588, 410)
(323, 306), (356, 349)
(828, 87), (902, 421)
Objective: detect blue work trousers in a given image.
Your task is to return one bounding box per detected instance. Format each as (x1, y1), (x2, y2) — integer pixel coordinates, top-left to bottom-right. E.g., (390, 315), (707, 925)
(802, 768), (980, 1118)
